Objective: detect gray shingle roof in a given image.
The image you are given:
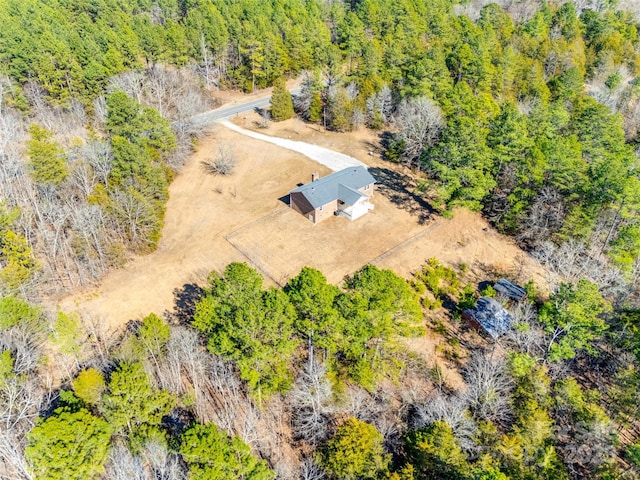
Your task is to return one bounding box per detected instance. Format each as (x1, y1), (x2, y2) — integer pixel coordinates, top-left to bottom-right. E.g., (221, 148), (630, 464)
(464, 297), (514, 340)
(290, 167), (375, 209)
(338, 184), (367, 205)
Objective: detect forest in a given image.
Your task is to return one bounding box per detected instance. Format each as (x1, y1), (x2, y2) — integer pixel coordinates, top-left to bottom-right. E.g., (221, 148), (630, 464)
(1, 0), (640, 479)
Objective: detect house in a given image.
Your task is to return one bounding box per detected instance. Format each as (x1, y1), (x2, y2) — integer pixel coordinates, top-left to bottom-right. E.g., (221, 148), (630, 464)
(289, 167), (376, 224)
(462, 297), (514, 340)
(493, 278), (527, 302)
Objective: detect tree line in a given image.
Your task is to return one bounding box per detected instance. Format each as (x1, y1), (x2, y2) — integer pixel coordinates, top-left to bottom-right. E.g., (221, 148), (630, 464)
(1, 259), (639, 479)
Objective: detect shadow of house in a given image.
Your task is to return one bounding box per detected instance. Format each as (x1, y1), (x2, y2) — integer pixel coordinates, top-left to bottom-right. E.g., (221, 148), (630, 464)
(368, 167), (433, 224)
(462, 297), (514, 340)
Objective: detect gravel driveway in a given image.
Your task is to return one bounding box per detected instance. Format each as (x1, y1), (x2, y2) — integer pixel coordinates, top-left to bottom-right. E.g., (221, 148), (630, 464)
(220, 120), (365, 172)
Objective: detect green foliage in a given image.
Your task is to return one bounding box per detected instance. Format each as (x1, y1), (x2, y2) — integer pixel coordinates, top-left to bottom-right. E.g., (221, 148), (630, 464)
(286, 266), (342, 356)
(26, 408), (111, 480)
(555, 378), (611, 426)
(180, 422), (274, 480)
(0, 0), (335, 99)
(105, 91), (174, 249)
(0, 203), (38, 290)
(106, 92), (176, 155)
(457, 284), (477, 311)
(539, 279), (611, 361)
(193, 263), (299, 397)
(319, 418), (390, 480)
(415, 258), (462, 299)
(627, 443), (640, 467)
(0, 295), (41, 330)
(0, 230), (38, 289)
(405, 421), (469, 480)
(336, 265), (423, 389)
(608, 364), (640, 426)
(327, 87), (354, 132)
(343, 264), (423, 336)
(137, 313), (170, 358)
(0, 349), (14, 388)
(270, 77), (294, 121)
(72, 368), (106, 406)
(471, 467), (509, 480)
(26, 124), (68, 187)
(49, 311), (84, 356)
(102, 362), (175, 445)
(309, 91), (323, 123)
(480, 285), (497, 297)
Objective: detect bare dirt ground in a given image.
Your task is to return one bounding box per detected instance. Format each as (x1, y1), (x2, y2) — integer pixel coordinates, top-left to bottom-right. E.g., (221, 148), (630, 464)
(59, 107), (544, 371)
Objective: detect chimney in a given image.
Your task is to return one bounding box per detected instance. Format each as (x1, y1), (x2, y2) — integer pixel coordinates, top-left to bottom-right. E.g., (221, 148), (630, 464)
(312, 172), (320, 182)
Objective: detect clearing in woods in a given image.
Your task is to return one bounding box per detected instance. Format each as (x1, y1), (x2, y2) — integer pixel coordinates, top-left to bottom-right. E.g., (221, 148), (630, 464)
(59, 110), (543, 341)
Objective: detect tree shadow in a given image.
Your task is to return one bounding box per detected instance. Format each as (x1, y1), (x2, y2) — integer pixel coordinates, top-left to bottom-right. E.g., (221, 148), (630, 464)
(477, 280), (493, 292)
(162, 407), (196, 439)
(168, 283), (205, 325)
(368, 166), (434, 224)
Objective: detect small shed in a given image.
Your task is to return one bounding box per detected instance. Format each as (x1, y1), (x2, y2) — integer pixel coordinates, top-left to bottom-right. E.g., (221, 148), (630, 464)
(462, 297), (514, 340)
(493, 278), (527, 302)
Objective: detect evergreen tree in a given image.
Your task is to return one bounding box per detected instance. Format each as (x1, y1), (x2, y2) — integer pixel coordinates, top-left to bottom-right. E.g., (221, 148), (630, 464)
(180, 422), (274, 480)
(26, 409), (111, 480)
(193, 263), (299, 396)
(539, 279), (611, 362)
(73, 368), (106, 406)
(270, 77), (295, 121)
(26, 124), (68, 187)
(319, 418), (390, 480)
(102, 362), (175, 447)
(405, 421), (470, 480)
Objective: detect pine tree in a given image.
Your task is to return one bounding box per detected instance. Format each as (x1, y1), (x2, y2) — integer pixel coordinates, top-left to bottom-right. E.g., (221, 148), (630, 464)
(180, 423), (274, 480)
(26, 409), (111, 480)
(26, 124), (68, 187)
(319, 418), (390, 479)
(270, 78), (294, 121)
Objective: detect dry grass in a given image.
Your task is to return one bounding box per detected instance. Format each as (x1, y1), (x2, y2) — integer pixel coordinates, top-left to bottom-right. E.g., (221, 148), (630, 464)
(57, 110), (544, 340)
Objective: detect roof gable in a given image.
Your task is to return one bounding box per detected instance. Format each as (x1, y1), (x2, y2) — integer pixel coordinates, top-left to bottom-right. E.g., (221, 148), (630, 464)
(290, 167), (375, 209)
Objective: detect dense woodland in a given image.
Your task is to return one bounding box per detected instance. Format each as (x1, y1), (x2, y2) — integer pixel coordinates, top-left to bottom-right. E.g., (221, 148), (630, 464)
(1, 0), (640, 479)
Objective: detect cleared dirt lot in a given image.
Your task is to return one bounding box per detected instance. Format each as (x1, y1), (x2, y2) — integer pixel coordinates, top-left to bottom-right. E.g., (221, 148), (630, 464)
(59, 112), (543, 334)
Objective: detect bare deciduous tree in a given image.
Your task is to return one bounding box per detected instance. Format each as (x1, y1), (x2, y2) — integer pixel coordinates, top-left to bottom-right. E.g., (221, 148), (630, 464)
(84, 140), (113, 188)
(108, 71), (145, 103)
(0, 428), (33, 480)
(394, 97), (445, 169)
(462, 353), (512, 423)
(110, 188), (158, 246)
(289, 361), (334, 445)
(141, 439), (186, 480)
(517, 186), (566, 247)
(413, 392), (476, 452)
(299, 457), (326, 480)
(257, 109), (271, 129)
(103, 442), (146, 480)
(532, 239), (628, 300)
(504, 302), (545, 356)
(365, 85), (394, 126)
(294, 71), (316, 119)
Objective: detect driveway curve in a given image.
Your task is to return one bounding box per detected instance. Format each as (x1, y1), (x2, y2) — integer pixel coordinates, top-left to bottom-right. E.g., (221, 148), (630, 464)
(219, 120), (365, 172)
